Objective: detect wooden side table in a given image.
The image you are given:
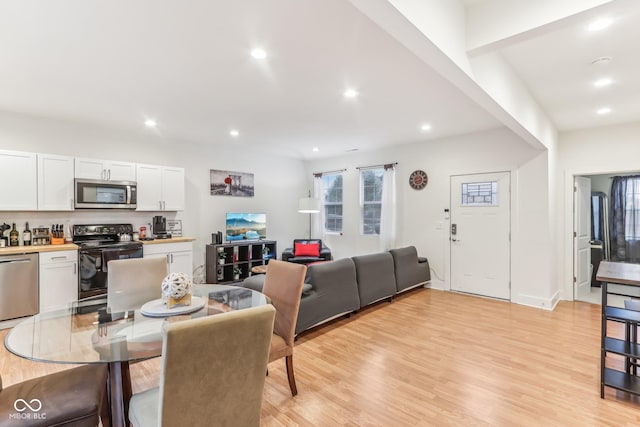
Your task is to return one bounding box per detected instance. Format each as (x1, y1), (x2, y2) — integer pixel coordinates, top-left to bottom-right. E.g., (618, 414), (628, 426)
(251, 265), (268, 274)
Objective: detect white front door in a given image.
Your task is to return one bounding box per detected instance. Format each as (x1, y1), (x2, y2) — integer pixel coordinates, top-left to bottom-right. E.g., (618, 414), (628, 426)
(574, 176), (592, 299)
(450, 172), (511, 300)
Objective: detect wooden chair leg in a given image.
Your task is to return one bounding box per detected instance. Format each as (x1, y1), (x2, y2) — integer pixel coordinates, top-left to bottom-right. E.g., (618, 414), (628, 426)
(285, 355), (298, 396)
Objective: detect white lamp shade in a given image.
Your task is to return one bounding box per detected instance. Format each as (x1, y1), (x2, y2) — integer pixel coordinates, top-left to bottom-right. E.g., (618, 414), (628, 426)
(298, 197), (321, 213)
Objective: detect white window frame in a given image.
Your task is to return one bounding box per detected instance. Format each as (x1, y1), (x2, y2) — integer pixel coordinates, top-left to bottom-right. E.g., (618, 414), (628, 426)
(322, 172), (343, 234)
(360, 167), (384, 235)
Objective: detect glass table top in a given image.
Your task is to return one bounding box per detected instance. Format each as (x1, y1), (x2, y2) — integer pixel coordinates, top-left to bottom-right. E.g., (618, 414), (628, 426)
(5, 285), (269, 364)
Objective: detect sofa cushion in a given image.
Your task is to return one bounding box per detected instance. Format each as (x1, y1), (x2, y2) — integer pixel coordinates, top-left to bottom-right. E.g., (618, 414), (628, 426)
(352, 252), (397, 307)
(295, 242), (320, 257)
(296, 258), (360, 334)
(390, 246), (431, 293)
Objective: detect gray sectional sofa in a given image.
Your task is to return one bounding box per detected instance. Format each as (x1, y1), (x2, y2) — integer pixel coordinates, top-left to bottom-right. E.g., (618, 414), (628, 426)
(243, 245), (430, 335)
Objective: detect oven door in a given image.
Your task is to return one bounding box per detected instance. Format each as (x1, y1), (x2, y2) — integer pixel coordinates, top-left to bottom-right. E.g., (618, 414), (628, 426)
(78, 246), (143, 299)
(74, 179), (137, 209)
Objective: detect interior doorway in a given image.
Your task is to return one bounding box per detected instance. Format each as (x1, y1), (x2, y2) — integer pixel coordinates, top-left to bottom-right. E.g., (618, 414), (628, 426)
(573, 171), (640, 307)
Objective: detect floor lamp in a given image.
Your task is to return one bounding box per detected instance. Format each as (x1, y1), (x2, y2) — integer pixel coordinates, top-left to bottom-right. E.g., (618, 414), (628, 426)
(298, 191), (320, 239)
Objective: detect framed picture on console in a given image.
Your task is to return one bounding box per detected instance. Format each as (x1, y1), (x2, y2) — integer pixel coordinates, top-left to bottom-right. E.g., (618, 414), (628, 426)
(210, 169), (254, 197)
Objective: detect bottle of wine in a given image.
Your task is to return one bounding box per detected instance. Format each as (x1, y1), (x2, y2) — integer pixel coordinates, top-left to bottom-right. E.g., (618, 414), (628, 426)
(23, 222), (31, 246)
(9, 223), (18, 246)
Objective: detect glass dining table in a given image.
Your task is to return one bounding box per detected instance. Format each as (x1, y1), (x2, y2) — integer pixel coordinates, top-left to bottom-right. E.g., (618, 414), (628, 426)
(4, 284), (269, 427)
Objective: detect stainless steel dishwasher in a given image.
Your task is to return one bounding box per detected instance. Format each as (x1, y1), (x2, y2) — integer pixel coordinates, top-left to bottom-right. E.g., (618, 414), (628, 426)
(0, 253), (39, 321)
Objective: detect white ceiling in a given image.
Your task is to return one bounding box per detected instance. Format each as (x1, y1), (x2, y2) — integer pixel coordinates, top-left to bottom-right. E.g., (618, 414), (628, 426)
(475, 0), (640, 131)
(0, 1), (638, 159)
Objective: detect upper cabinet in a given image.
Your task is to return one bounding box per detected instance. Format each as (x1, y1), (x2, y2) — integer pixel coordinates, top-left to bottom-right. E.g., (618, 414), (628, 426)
(75, 157), (136, 181)
(37, 154), (74, 211)
(136, 164), (185, 211)
(0, 150), (37, 211)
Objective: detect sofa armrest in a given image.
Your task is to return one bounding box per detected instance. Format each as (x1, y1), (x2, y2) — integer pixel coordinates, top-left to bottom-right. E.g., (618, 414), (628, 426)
(281, 247), (294, 262)
(319, 247), (332, 260)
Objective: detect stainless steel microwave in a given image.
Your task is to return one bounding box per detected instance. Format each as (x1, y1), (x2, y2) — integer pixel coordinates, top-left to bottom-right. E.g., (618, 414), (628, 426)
(74, 179), (137, 209)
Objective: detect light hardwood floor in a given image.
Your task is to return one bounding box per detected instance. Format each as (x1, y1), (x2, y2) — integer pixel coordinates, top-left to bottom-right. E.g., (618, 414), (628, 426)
(2, 288), (640, 426)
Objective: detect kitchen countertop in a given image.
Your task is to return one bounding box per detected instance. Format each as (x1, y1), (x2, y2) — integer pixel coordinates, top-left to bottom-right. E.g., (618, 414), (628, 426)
(0, 237), (195, 255)
(140, 236), (195, 245)
(0, 243), (79, 255)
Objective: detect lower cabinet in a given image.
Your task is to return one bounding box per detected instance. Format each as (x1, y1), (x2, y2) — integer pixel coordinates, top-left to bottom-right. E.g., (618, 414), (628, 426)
(143, 242), (193, 279)
(39, 250), (78, 312)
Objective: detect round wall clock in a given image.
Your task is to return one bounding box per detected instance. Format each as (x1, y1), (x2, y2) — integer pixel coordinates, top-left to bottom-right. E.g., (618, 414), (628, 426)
(409, 170), (428, 190)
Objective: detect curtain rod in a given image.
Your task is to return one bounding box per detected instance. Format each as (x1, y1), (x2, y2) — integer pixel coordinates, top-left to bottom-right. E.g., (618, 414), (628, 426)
(313, 168), (346, 177)
(356, 162), (398, 170)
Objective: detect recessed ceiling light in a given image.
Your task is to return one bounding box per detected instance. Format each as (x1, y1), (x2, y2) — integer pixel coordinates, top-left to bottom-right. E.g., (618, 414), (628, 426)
(588, 18), (612, 32)
(312, 147), (319, 152)
(343, 89), (358, 98)
(251, 48), (267, 59)
(229, 129), (240, 137)
(596, 107), (612, 115)
(144, 119), (157, 128)
(420, 123), (432, 132)
(593, 78), (613, 88)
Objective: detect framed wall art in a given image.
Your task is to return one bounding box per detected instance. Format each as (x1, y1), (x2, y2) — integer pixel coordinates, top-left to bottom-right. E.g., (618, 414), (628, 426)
(210, 169), (254, 197)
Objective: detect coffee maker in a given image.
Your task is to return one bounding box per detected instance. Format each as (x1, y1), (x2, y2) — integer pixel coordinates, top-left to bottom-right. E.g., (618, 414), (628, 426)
(152, 216), (171, 239)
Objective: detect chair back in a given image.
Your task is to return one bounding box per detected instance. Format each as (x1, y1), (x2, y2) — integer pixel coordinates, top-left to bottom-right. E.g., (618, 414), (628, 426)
(107, 257), (167, 311)
(159, 305), (276, 427)
(262, 260), (307, 345)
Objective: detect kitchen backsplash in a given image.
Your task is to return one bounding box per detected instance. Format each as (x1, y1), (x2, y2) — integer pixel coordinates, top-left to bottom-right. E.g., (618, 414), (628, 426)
(0, 211), (181, 244)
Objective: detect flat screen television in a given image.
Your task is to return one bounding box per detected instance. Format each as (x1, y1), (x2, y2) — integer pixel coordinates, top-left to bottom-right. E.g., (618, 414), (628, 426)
(226, 213), (267, 241)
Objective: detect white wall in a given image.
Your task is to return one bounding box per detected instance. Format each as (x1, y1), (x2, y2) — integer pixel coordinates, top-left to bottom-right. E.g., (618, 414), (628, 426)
(0, 110), (308, 275)
(305, 127), (556, 306)
(558, 122), (640, 300)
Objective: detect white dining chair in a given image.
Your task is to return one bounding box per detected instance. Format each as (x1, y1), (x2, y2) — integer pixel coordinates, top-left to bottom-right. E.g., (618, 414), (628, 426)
(107, 257), (167, 312)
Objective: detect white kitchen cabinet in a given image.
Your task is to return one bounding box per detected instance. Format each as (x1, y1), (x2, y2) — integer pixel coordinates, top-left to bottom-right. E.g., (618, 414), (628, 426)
(136, 164), (185, 211)
(75, 157), (136, 181)
(0, 150), (37, 211)
(143, 242), (193, 278)
(37, 154), (74, 210)
(39, 250), (78, 312)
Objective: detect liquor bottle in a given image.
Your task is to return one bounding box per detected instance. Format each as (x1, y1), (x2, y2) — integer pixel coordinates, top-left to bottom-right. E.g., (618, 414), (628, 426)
(23, 222), (31, 246)
(9, 223), (18, 246)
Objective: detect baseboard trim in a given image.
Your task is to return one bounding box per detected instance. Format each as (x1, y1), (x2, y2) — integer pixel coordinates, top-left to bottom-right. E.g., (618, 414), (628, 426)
(514, 290), (560, 311)
(425, 279), (445, 291)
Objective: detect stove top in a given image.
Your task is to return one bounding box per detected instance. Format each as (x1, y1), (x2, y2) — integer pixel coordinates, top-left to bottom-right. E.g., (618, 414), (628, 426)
(73, 224), (134, 237)
(73, 224), (139, 249)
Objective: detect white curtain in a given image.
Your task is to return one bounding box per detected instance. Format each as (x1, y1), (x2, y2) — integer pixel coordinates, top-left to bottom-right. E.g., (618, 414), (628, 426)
(379, 166), (397, 251)
(312, 174), (324, 239)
